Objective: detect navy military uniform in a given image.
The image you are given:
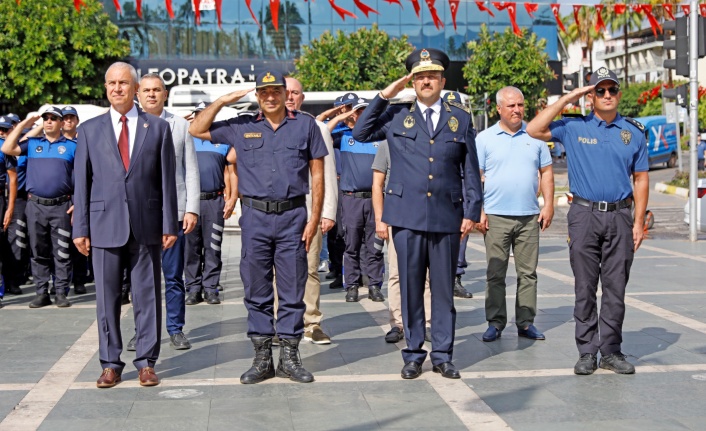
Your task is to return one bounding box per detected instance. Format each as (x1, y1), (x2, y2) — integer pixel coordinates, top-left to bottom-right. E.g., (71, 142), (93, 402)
(0, 143), (17, 299)
(184, 134), (230, 301)
(339, 97), (385, 302)
(548, 68), (648, 364)
(20, 107), (76, 307)
(209, 73), (328, 342)
(5, 151), (29, 295)
(353, 49), (483, 373)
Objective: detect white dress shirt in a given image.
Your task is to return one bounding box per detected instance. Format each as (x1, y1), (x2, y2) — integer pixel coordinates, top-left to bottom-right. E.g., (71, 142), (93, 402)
(416, 98), (442, 130)
(110, 104), (139, 157)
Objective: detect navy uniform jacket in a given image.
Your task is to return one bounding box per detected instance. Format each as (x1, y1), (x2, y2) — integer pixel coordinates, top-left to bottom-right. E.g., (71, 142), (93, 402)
(353, 95), (482, 233)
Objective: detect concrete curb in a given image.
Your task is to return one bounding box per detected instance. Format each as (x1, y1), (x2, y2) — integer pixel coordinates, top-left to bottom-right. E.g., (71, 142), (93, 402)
(655, 182), (689, 197)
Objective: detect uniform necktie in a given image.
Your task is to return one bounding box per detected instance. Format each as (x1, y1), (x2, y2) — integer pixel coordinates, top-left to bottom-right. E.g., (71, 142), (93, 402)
(118, 115), (129, 170)
(425, 108), (434, 136)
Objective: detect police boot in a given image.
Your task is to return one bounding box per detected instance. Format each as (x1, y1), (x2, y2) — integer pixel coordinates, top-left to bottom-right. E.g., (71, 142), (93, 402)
(240, 336), (276, 384)
(345, 285), (359, 302)
(276, 338), (314, 383)
(54, 292), (71, 308)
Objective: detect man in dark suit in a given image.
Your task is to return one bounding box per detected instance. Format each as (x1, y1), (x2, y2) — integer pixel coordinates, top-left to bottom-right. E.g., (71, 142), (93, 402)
(354, 48), (482, 380)
(73, 62), (178, 388)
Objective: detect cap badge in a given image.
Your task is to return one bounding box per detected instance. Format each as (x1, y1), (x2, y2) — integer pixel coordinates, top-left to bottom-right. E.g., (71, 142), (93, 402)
(621, 130), (631, 145)
(447, 93), (456, 100)
(262, 72), (276, 83)
(419, 49), (432, 66)
(348, 94), (355, 99)
(448, 116), (458, 132)
(596, 67), (610, 78)
(404, 115), (415, 128)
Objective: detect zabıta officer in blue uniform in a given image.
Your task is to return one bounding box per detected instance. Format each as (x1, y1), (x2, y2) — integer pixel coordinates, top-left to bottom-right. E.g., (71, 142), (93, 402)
(0, 115), (18, 304)
(527, 67), (649, 376)
(184, 101), (237, 306)
(326, 97), (385, 303)
(354, 48), (483, 380)
(189, 71), (328, 384)
(1, 107), (77, 308)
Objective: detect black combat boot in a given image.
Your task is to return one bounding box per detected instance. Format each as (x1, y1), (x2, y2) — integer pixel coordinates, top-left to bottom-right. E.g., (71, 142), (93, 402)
(276, 338), (314, 383)
(240, 336), (276, 384)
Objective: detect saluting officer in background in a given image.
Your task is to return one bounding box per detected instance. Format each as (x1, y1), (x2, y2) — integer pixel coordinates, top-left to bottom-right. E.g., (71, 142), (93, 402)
(527, 67), (649, 376)
(354, 48), (482, 380)
(189, 71), (328, 385)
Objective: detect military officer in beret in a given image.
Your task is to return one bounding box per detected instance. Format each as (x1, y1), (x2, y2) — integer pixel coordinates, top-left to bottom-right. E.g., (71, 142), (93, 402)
(527, 67), (649, 376)
(354, 48), (483, 380)
(189, 70), (328, 384)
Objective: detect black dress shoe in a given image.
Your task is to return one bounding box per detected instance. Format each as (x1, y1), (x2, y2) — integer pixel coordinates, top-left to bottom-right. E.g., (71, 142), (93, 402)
(453, 276), (473, 298)
(29, 292), (52, 308)
(185, 291), (204, 305)
(205, 292), (221, 305)
(368, 286), (384, 302)
(345, 285), (359, 302)
(329, 274), (344, 289)
(74, 284), (87, 295)
(385, 327), (404, 343)
(170, 332), (192, 350)
(127, 334), (137, 351)
(121, 289), (131, 305)
(6, 285), (23, 295)
(401, 361), (422, 379)
(433, 362), (461, 379)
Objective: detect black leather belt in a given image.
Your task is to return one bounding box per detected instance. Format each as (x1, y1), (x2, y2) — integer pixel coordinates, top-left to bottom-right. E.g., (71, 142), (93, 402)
(342, 191), (373, 199)
(241, 195), (306, 214)
(572, 195), (632, 212)
(200, 191), (223, 200)
(28, 194), (71, 206)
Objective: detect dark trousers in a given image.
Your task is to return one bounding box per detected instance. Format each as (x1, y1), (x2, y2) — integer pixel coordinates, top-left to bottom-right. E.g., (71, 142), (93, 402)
(456, 235), (469, 276)
(341, 195), (384, 287)
(568, 204), (634, 356)
(185, 197), (224, 295)
(71, 243), (89, 285)
(0, 195), (4, 296)
(327, 189), (345, 275)
(162, 227), (185, 335)
(3, 197), (29, 290)
(26, 200), (72, 295)
(94, 233), (162, 372)
(240, 205), (307, 339)
(392, 227), (459, 366)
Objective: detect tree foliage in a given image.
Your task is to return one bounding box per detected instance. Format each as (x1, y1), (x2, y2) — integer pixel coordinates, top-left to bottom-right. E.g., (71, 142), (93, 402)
(293, 24), (413, 91)
(0, 0), (130, 113)
(463, 25), (556, 120)
(560, 6), (605, 72)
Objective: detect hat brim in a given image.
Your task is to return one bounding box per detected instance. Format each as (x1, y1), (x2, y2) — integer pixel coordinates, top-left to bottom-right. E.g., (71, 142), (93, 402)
(255, 83), (285, 89)
(411, 64), (445, 74)
(593, 77), (619, 86)
(352, 103), (369, 111)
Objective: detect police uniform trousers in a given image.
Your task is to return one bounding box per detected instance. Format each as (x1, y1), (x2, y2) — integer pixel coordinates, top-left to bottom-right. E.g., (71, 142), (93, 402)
(274, 226), (325, 329)
(94, 232), (162, 372)
(386, 226), (431, 329)
(341, 194), (384, 288)
(392, 227), (459, 366)
(240, 205), (308, 338)
(0, 193), (5, 296)
(185, 196), (225, 295)
(483, 214), (539, 331)
(456, 236), (469, 276)
(162, 227), (186, 335)
(326, 188), (345, 276)
(4, 195), (29, 290)
(26, 199), (72, 295)
(568, 203), (634, 356)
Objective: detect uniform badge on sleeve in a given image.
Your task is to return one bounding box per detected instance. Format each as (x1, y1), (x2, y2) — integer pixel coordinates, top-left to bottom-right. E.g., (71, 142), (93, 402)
(403, 116), (415, 128)
(620, 130), (632, 145)
(448, 116), (458, 132)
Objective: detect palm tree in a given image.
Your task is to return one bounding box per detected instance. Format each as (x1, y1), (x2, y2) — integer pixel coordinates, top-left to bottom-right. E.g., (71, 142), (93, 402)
(561, 6), (605, 74)
(601, 0), (643, 88)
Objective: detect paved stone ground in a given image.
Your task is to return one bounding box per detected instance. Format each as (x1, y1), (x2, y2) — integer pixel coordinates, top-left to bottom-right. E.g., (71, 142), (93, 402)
(1, 171), (705, 430)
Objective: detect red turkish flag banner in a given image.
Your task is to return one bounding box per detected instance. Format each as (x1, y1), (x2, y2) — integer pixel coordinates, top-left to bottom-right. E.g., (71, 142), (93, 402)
(136, 0), (142, 18)
(682, 4), (690, 15)
(193, 0), (200, 24)
(640, 5), (662, 36)
(492, 2), (520, 36)
(595, 5), (605, 32)
(551, 3), (566, 33)
(425, 0), (444, 29)
(700, 4), (706, 17)
(383, 0), (402, 6)
(449, 0), (460, 30)
(215, 0), (222, 28)
(410, 0), (422, 17)
(165, 0), (175, 18)
(573, 5), (581, 29)
(524, 3), (538, 18)
(329, 0), (357, 21)
(476, 1), (495, 17)
(74, 0), (84, 11)
(271, 0), (280, 29)
(354, 0), (379, 17)
(663, 4), (675, 21)
(113, 0), (122, 15)
(613, 4), (626, 15)
(245, 0), (261, 29)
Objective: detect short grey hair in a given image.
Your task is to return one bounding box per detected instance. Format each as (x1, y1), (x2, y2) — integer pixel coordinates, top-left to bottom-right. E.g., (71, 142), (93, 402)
(105, 62), (138, 84)
(140, 73), (166, 89)
(496, 86), (524, 106)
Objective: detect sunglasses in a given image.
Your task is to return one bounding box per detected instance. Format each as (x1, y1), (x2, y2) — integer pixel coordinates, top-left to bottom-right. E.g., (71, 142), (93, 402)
(0, 127), (9, 133)
(594, 87), (620, 97)
(42, 115), (62, 122)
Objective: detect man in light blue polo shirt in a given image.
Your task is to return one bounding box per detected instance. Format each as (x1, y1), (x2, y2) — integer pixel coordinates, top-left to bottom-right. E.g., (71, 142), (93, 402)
(475, 86), (554, 343)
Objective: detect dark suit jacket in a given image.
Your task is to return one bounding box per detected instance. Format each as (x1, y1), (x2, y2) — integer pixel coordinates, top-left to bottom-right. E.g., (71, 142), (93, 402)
(73, 109), (178, 248)
(353, 95), (482, 233)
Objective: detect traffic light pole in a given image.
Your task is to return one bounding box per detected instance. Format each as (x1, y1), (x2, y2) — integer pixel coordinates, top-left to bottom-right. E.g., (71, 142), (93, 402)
(579, 64), (586, 116)
(689, 0), (698, 241)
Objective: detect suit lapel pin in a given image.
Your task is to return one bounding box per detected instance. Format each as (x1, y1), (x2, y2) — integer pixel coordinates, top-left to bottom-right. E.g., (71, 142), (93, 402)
(143, 123), (149, 128)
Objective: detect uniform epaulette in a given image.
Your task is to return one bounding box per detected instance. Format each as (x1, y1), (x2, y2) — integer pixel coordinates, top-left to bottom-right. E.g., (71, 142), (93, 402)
(561, 113), (584, 118)
(238, 111), (258, 117)
(448, 101), (470, 114)
(390, 100), (414, 105)
(294, 109), (316, 119)
(624, 117), (645, 132)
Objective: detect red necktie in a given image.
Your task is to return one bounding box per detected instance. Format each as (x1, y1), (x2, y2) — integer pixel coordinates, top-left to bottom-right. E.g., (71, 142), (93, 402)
(118, 115), (130, 170)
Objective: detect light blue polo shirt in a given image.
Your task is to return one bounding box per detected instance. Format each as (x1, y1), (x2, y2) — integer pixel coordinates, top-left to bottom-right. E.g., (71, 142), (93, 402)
(476, 121), (552, 216)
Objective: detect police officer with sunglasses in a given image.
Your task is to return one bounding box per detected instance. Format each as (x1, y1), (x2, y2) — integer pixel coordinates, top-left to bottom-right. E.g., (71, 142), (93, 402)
(527, 67), (649, 376)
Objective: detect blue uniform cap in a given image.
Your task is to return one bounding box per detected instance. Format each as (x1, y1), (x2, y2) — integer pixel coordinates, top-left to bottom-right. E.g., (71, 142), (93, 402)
(443, 92), (462, 103)
(405, 48), (450, 74)
(333, 96), (344, 107)
(42, 106), (63, 119)
(589, 67), (619, 87)
(6, 113), (21, 124)
(0, 116), (12, 128)
(340, 93), (358, 106)
(255, 70), (286, 89)
(352, 97), (369, 111)
(61, 106), (79, 119)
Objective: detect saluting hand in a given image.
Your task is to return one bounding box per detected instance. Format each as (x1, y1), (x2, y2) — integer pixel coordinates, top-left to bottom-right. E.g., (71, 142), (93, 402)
(380, 73), (414, 100)
(220, 88), (255, 105)
(564, 86), (594, 105)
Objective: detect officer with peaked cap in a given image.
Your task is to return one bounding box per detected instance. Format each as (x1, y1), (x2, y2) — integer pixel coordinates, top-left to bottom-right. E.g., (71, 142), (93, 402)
(189, 70), (328, 384)
(354, 48), (483, 380)
(527, 66), (649, 376)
